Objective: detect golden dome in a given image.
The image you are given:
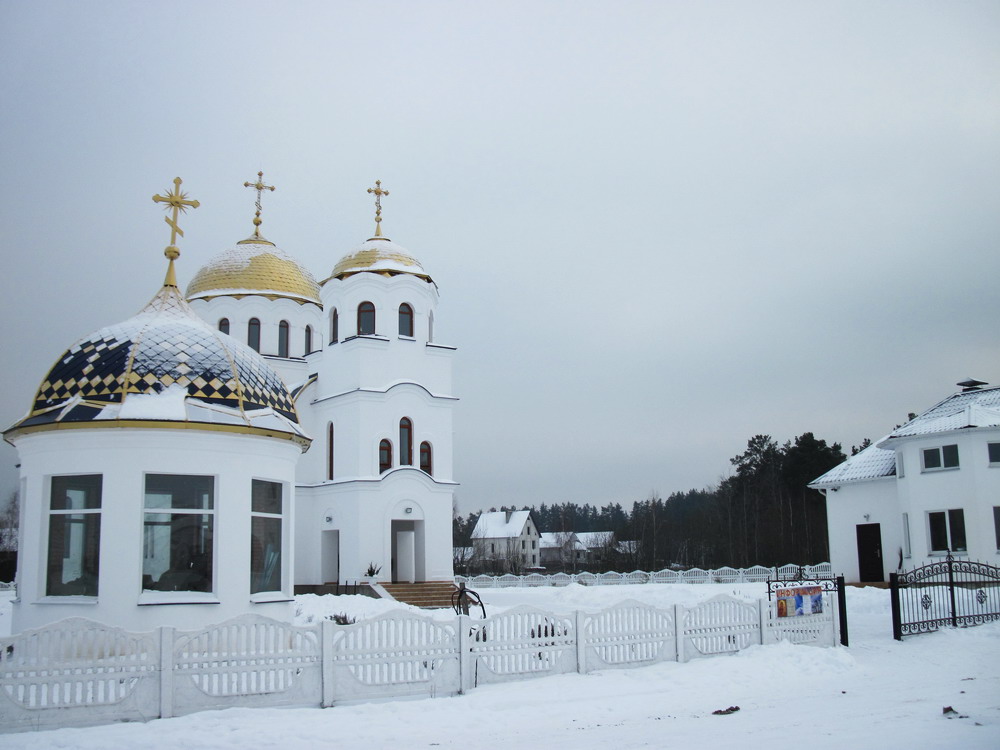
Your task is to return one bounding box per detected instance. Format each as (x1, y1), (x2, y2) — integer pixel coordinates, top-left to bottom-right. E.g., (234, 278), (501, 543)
(326, 237), (432, 284)
(186, 238), (322, 305)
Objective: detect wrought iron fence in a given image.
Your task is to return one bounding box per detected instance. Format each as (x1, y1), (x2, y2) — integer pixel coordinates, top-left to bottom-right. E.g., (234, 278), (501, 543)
(889, 554), (1000, 640)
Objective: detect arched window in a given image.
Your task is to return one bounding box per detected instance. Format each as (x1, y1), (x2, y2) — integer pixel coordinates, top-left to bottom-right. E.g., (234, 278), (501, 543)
(330, 308), (339, 344)
(327, 423), (334, 480)
(219, 318), (230, 335)
(278, 320), (290, 357)
(428, 311), (434, 343)
(398, 303), (414, 337)
(357, 301), (375, 335)
(304, 325), (313, 355)
(399, 417), (413, 466)
(420, 441), (432, 475)
(248, 318), (261, 352)
(379, 439), (392, 474)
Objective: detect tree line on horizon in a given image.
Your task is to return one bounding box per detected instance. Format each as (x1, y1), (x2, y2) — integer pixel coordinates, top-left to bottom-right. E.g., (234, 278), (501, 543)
(454, 432), (848, 570)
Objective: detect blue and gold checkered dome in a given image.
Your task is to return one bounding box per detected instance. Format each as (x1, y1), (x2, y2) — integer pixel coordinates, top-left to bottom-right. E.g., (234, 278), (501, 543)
(12, 283), (302, 433)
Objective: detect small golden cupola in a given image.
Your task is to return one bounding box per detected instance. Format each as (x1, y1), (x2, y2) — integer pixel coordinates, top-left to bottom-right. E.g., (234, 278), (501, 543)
(186, 171), (322, 306)
(326, 180), (433, 284)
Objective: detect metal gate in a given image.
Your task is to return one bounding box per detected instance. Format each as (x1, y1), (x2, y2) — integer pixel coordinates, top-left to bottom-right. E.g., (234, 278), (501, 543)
(889, 554), (1000, 640)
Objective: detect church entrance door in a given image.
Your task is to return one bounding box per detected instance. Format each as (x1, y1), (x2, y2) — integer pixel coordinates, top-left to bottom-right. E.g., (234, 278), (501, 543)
(321, 530), (340, 584)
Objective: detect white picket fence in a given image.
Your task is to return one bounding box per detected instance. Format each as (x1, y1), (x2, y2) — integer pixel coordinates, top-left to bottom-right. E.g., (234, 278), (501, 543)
(456, 562), (832, 588)
(0, 593), (840, 734)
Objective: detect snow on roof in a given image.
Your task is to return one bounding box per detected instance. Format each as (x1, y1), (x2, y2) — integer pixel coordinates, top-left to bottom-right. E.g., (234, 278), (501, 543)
(808, 437), (896, 488)
(539, 532), (585, 551)
(810, 385), (1000, 489)
(883, 386), (1000, 439)
(473, 510), (531, 539)
(576, 531), (614, 548)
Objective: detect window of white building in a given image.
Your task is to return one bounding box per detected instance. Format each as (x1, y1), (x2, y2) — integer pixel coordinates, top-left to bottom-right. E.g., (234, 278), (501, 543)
(927, 508), (966, 554)
(143, 474), (214, 592)
(47, 475), (102, 596)
(922, 444), (959, 471)
(901, 512), (911, 558)
(994, 506), (1000, 550)
(988, 443), (1000, 466)
(251, 480), (283, 595)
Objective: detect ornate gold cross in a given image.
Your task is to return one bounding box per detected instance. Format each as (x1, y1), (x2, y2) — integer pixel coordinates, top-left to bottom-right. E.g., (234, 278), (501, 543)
(367, 179), (390, 237)
(153, 177), (200, 250)
(243, 170), (276, 239)
(152, 177), (199, 286)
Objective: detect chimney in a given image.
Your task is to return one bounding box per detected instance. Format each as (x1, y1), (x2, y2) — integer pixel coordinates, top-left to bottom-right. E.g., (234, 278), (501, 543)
(957, 378), (988, 392)
(505, 509), (513, 523)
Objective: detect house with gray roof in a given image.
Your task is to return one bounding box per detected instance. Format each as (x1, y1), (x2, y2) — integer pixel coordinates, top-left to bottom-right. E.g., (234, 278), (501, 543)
(810, 380), (1000, 582)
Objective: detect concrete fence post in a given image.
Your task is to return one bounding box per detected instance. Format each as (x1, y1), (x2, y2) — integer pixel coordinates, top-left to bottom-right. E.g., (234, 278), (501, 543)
(321, 619), (335, 707)
(674, 603), (686, 663)
(575, 610), (586, 674)
(758, 598), (769, 645)
(458, 614), (471, 694)
(158, 626), (174, 719)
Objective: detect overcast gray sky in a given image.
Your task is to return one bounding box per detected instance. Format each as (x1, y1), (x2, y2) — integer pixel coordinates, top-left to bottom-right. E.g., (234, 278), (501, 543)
(1, 1), (998, 514)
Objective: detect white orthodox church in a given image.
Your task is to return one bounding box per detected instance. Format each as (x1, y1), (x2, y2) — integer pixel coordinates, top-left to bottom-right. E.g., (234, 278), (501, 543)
(3, 176), (457, 634)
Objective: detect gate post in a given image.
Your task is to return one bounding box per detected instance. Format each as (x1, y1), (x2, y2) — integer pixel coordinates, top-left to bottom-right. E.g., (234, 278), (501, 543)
(947, 553), (958, 628)
(836, 575), (849, 647)
(889, 572), (902, 641)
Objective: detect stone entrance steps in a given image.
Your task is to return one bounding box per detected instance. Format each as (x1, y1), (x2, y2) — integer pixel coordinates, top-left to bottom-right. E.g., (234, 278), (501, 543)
(380, 581), (458, 609)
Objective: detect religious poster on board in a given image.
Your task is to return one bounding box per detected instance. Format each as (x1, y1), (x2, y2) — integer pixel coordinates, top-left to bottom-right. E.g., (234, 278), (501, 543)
(776, 585), (823, 617)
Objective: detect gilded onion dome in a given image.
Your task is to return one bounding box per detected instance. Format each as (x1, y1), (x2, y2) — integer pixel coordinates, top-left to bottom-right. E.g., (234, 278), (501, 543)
(186, 238), (322, 305)
(7, 282), (308, 448)
(327, 237), (433, 284)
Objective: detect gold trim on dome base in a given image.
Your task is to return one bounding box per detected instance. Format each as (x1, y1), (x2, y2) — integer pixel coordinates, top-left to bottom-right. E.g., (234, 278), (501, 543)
(5, 419), (311, 451)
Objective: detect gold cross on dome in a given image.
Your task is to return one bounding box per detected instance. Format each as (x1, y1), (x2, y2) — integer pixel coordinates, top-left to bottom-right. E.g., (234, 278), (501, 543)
(152, 177), (200, 286)
(243, 170), (276, 238)
(153, 177), (200, 250)
(367, 179), (390, 237)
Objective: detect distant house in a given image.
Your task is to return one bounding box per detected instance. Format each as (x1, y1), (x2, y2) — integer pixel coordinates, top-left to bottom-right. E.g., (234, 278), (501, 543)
(539, 532), (586, 567)
(575, 531), (616, 563)
(471, 510), (540, 572)
(810, 381), (1000, 583)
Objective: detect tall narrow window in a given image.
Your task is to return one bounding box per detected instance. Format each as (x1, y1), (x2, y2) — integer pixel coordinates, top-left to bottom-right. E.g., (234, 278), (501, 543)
(248, 318), (261, 352)
(994, 506), (1000, 550)
(399, 417), (413, 466)
(304, 325), (313, 355)
(902, 512), (911, 558)
(358, 302), (375, 335)
(327, 423), (335, 480)
(278, 320), (290, 357)
(251, 480), (283, 594)
(219, 318), (230, 335)
(398, 303), (414, 337)
(330, 308), (339, 344)
(143, 474), (214, 592)
(420, 441), (432, 475)
(379, 439), (393, 474)
(428, 311), (434, 342)
(47, 475), (102, 596)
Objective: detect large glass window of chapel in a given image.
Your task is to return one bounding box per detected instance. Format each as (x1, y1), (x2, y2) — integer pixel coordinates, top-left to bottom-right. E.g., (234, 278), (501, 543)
(143, 474), (214, 592)
(278, 320), (290, 357)
(304, 325), (313, 355)
(248, 318), (261, 352)
(330, 308), (339, 344)
(218, 318), (230, 335)
(47, 475), (102, 596)
(420, 441), (433, 475)
(399, 303), (414, 337)
(358, 302), (376, 335)
(251, 480), (284, 595)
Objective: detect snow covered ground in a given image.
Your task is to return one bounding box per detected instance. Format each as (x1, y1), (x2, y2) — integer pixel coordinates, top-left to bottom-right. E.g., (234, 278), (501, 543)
(2, 584), (998, 749)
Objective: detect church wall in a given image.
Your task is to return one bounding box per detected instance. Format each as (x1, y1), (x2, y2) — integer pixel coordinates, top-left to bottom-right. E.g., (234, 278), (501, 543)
(188, 295), (324, 355)
(11, 427), (300, 633)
